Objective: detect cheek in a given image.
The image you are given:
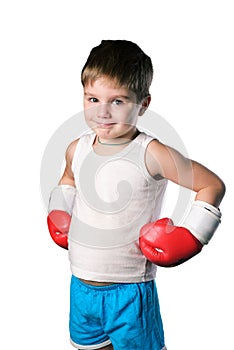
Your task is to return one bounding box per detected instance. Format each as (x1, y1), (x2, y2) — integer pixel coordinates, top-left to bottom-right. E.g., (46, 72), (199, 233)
(123, 109), (139, 126)
(84, 109), (95, 126)
(113, 106), (139, 124)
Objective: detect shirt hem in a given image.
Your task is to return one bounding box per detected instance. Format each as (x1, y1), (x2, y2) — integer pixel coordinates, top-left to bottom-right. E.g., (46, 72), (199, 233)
(70, 265), (157, 283)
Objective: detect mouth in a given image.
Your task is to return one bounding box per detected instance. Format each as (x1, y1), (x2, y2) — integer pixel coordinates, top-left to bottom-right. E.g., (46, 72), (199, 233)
(96, 122), (117, 129)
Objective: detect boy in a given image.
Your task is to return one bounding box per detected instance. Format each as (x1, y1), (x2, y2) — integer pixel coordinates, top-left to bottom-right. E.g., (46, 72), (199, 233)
(47, 40), (225, 350)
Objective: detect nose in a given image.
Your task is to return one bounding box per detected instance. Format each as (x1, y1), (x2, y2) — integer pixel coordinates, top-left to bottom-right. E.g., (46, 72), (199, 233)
(97, 103), (111, 119)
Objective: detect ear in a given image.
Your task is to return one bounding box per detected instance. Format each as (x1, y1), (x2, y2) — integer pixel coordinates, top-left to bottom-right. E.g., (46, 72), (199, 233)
(138, 95), (151, 116)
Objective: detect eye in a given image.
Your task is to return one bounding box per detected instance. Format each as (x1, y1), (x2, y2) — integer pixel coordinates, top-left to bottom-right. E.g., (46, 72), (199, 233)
(89, 97), (98, 103)
(112, 99), (123, 105)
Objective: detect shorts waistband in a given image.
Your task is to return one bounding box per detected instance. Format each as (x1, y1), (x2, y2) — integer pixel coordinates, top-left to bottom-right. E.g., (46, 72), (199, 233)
(72, 275), (152, 292)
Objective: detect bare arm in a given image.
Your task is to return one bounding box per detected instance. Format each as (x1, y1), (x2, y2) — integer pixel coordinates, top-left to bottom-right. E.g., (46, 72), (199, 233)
(146, 140), (226, 207)
(59, 139), (79, 187)
(47, 139), (78, 249)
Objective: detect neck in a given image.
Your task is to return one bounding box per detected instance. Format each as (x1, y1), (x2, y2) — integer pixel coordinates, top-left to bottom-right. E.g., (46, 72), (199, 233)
(97, 129), (139, 146)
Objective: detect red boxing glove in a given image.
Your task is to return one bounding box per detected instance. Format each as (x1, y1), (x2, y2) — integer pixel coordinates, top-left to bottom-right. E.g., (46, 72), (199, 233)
(47, 210), (71, 249)
(139, 218), (203, 267)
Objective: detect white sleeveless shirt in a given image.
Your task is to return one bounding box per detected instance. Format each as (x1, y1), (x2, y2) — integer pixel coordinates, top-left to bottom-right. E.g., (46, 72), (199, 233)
(68, 131), (167, 283)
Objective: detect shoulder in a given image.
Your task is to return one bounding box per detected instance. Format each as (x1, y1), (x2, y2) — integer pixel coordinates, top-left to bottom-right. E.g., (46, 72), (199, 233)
(146, 138), (168, 156)
(146, 138), (184, 159)
(144, 139), (168, 178)
(67, 138), (79, 151)
(145, 138), (187, 178)
(66, 138), (79, 164)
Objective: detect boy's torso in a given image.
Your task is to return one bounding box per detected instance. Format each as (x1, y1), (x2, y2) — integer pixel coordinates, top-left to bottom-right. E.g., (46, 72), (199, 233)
(68, 131), (167, 284)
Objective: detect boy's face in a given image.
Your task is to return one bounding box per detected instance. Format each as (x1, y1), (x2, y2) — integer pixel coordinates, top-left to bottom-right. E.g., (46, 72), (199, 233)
(83, 77), (147, 140)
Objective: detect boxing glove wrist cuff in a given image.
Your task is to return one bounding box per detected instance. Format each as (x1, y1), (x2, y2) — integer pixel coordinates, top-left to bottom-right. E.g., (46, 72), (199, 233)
(48, 185), (76, 215)
(182, 200), (221, 245)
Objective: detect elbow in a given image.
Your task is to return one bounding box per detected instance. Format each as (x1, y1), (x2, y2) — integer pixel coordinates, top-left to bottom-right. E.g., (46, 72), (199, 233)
(215, 178), (226, 206)
(197, 178), (226, 208)
(220, 179), (226, 200)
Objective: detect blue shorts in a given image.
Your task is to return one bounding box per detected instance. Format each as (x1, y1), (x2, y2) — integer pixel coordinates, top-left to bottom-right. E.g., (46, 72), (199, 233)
(69, 275), (166, 350)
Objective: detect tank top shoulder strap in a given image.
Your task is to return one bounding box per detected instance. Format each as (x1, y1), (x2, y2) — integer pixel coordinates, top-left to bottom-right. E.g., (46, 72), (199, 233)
(134, 132), (155, 171)
(71, 131), (96, 174)
(137, 132), (155, 148)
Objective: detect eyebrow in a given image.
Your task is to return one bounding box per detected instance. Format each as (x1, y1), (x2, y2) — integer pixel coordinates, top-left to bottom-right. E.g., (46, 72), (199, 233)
(84, 91), (131, 100)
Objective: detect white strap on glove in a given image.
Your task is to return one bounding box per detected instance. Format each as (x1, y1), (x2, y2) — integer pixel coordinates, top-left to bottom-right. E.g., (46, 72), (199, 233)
(183, 200), (221, 245)
(48, 185), (76, 215)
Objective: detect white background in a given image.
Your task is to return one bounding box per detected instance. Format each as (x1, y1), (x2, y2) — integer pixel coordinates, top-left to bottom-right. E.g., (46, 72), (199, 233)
(1, 1), (233, 349)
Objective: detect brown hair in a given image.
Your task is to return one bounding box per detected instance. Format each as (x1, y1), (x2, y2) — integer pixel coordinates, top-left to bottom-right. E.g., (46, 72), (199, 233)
(81, 40), (153, 103)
